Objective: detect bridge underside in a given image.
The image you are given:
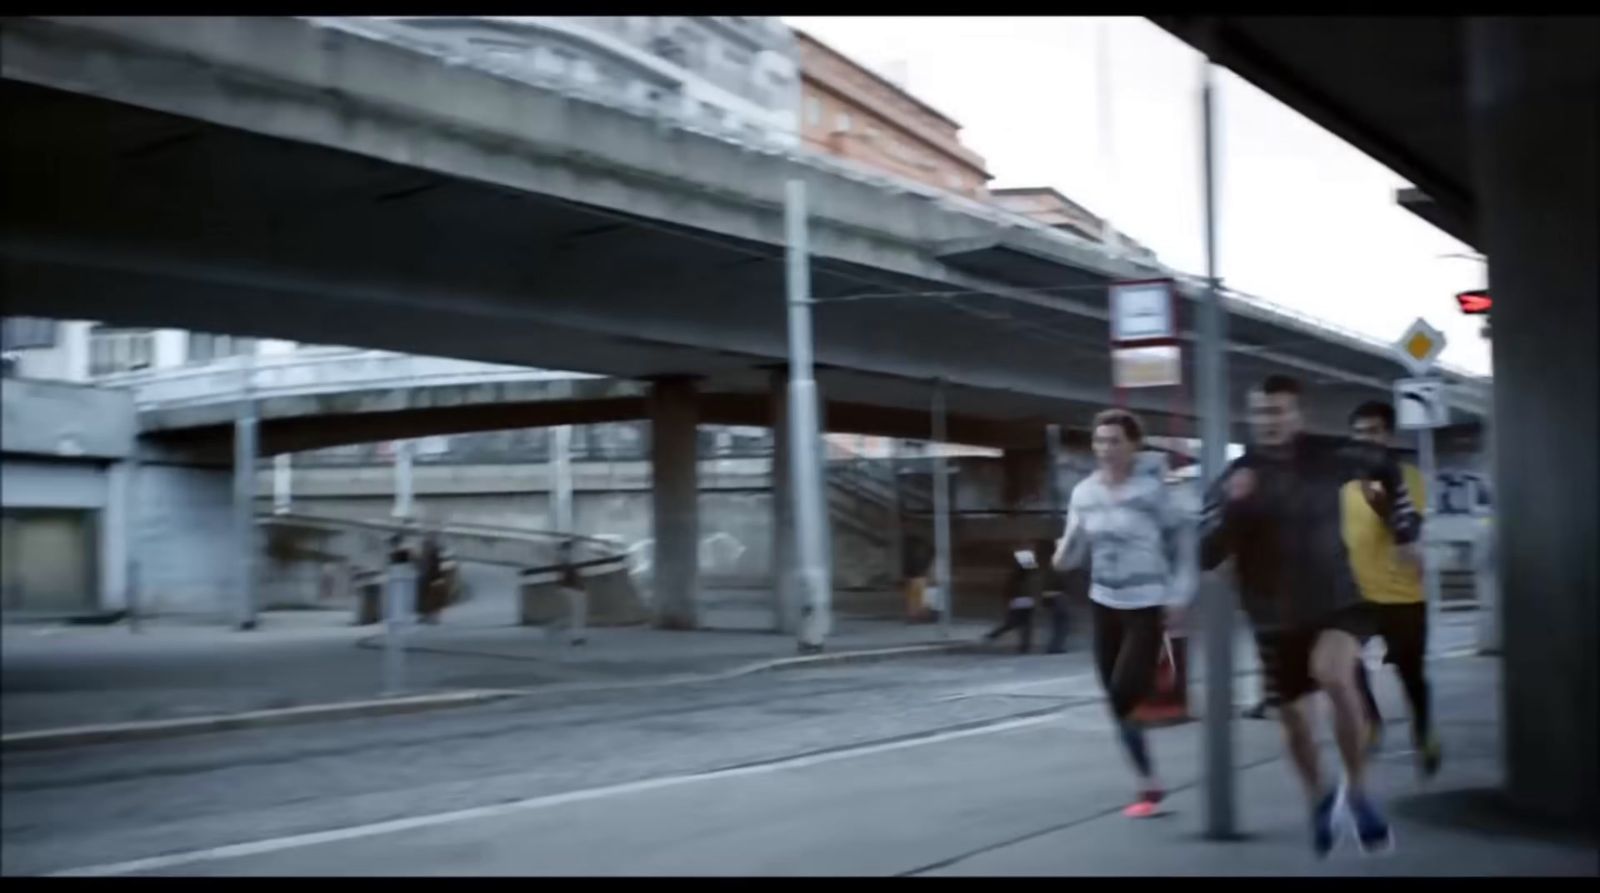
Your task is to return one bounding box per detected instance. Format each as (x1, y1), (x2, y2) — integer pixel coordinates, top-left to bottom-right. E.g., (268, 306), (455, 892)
(2, 67), (1417, 440)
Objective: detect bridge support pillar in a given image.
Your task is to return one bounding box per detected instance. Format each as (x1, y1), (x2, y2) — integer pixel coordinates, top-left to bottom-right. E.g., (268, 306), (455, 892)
(649, 378), (700, 630)
(1467, 16), (1598, 822)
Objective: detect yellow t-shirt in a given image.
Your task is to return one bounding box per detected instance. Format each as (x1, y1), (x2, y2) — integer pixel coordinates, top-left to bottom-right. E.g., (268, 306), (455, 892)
(1341, 463), (1427, 604)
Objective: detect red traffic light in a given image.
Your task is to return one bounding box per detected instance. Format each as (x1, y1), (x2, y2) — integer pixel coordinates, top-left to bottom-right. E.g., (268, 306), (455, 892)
(1456, 290), (1492, 315)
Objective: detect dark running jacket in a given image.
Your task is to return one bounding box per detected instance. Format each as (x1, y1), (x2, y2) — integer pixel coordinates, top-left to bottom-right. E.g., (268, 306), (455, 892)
(1198, 434), (1422, 632)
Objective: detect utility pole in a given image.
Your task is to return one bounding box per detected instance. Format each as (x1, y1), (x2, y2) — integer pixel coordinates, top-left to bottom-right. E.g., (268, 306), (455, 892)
(1197, 48), (1238, 840)
(931, 380), (953, 637)
(233, 349), (259, 631)
(785, 179), (832, 653)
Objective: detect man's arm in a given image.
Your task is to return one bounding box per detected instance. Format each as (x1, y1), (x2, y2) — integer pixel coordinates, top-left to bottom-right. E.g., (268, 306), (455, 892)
(1368, 449), (1424, 547)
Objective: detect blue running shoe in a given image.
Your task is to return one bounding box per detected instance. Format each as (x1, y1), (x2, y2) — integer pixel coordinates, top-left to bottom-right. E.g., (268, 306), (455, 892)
(1312, 790), (1340, 858)
(1347, 790), (1395, 854)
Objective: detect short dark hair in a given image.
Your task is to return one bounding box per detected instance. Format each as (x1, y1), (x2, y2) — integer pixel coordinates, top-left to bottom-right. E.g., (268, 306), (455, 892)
(1350, 400), (1396, 433)
(1257, 374), (1303, 398)
(1092, 408), (1145, 444)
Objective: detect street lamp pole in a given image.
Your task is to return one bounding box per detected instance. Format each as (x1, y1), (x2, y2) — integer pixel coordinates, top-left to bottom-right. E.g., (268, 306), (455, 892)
(1197, 48), (1238, 840)
(785, 179), (832, 653)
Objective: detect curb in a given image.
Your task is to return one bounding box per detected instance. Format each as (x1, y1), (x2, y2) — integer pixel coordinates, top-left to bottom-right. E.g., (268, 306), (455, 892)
(0, 690), (523, 753)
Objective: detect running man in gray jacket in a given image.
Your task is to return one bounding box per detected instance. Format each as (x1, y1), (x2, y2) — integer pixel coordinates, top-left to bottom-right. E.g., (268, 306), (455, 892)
(1054, 409), (1195, 819)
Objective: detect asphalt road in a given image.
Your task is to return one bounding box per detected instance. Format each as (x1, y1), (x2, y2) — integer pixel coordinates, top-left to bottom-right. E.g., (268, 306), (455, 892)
(8, 618), (1553, 877)
(3, 650), (1110, 876)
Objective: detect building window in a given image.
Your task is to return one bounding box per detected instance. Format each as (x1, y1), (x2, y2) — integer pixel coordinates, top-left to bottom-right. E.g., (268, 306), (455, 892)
(835, 111), (852, 133)
(805, 97), (822, 127)
(187, 332), (258, 366)
(0, 317), (57, 351)
(88, 325), (155, 377)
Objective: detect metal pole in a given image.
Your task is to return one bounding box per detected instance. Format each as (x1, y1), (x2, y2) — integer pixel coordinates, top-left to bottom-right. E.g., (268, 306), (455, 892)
(931, 380), (953, 637)
(1097, 18), (1121, 258)
(393, 439), (414, 520)
(1417, 426), (1442, 658)
(233, 352), (259, 632)
(125, 455), (142, 634)
(383, 541), (414, 695)
(785, 179), (832, 653)
(552, 424), (574, 534)
(1197, 51), (1237, 839)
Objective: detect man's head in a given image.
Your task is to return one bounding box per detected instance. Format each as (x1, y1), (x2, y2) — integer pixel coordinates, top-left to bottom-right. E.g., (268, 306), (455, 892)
(1248, 374), (1305, 448)
(1091, 408), (1143, 473)
(1349, 400), (1397, 447)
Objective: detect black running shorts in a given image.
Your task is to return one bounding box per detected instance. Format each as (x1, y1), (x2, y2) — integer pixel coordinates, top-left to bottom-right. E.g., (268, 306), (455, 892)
(1254, 603), (1374, 705)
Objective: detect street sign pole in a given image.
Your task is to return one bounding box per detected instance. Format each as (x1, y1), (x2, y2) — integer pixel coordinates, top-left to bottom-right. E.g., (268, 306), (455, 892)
(1392, 320), (1450, 662)
(1417, 424), (1442, 659)
(785, 179), (832, 653)
(1197, 51), (1237, 841)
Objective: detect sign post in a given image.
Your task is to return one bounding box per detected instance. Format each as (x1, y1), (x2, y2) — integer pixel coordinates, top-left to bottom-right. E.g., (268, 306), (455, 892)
(1393, 318), (1448, 658)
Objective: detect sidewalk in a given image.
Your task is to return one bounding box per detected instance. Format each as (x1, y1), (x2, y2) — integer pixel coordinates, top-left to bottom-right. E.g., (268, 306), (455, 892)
(0, 606), (989, 737)
(936, 655), (1597, 877)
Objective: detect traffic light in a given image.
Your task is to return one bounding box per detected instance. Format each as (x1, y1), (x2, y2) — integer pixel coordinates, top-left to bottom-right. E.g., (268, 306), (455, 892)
(1456, 289), (1492, 315)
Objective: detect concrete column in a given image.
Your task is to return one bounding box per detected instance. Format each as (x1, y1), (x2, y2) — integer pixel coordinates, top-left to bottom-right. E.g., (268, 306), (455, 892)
(102, 459), (134, 612)
(649, 378), (699, 630)
(551, 425), (574, 534)
(152, 329), (188, 369)
(272, 453), (292, 515)
(1467, 16), (1599, 822)
(393, 440), (414, 520)
(770, 371), (797, 633)
(60, 321), (92, 383)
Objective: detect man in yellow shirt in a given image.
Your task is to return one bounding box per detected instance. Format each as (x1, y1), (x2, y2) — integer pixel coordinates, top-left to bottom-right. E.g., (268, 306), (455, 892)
(1344, 401), (1441, 778)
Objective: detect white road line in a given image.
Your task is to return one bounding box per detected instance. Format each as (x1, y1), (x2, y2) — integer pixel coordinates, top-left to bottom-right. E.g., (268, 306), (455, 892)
(47, 712), (1062, 877)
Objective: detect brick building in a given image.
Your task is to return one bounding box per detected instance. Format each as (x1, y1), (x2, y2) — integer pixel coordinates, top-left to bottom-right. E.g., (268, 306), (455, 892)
(990, 186), (1159, 263)
(794, 29), (991, 198)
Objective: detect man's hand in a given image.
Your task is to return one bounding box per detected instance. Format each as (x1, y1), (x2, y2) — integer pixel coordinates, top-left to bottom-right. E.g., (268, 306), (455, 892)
(1224, 469), (1257, 503)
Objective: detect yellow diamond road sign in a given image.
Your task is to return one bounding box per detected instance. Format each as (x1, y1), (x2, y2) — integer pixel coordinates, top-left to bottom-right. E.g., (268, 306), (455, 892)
(1395, 317), (1447, 373)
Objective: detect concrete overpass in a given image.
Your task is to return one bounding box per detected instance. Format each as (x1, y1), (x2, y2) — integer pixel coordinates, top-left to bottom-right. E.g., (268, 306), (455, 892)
(97, 349), (1113, 457)
(1152, 15), (1597, 823)
(1, 15), (1493, 635)
(1, 15), (1487, 444)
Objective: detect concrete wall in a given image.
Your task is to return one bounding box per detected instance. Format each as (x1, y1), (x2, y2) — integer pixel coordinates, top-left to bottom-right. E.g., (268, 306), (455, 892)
(1, 378), (135, 460)
(2, 379), (137, 614)
(261, 460), (892, 591)
(134, 463), (235, 617)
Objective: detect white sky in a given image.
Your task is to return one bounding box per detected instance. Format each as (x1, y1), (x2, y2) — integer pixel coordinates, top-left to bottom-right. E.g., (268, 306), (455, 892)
(787, 16), (1491, 376)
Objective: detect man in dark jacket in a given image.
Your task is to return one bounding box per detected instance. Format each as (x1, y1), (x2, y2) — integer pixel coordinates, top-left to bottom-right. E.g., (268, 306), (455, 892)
(1200, 375), (1421, 858)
